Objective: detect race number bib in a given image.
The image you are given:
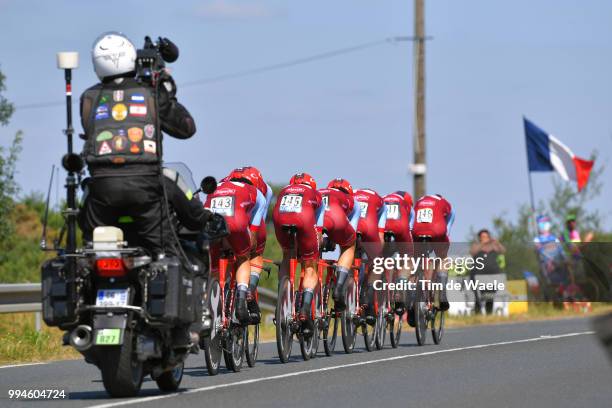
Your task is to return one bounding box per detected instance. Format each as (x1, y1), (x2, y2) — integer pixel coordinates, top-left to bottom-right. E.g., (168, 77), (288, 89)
(210, 196), (234, 216)
(359, 202), (369, 218)
(322, 195), (330, 211)
(279, 194), (303, 213)
(386, 203), (400, 220)
(416, 208), (433, 223)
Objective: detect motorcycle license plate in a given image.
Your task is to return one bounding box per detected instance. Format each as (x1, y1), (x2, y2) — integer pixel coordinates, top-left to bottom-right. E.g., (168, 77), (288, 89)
(96, 289), (129, 307)
(95, 329), (122, 346)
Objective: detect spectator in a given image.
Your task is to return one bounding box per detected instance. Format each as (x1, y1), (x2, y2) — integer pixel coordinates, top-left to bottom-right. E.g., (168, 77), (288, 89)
(470, 229), (506, 275)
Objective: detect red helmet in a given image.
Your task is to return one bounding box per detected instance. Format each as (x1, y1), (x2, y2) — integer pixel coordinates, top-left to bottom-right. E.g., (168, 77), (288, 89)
(327, 178), (353, 196)
(227, 167), (256, 185)
(243, 166), (267, 195)
(393, 190), (413, 208)
(290, 173), (317, 189)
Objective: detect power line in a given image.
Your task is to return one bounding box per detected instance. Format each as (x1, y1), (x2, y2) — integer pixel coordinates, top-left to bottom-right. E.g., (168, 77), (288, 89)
(14, 36), (410, 112)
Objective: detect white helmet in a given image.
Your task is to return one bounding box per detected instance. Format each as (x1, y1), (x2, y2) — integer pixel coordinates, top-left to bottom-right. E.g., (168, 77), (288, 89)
(91, 32), (136, 80)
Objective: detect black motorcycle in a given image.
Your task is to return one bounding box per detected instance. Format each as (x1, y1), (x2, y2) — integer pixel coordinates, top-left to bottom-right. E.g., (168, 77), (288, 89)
(41, 163), (223, 397)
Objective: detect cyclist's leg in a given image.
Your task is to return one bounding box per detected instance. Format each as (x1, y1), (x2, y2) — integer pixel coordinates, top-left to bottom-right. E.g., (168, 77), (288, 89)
(228, 228), (255, 324)
(297, 226), (320, 337)
(364, 238), (384, 323)
(433, 236), (451, 311)
(247, 227), (267, 323)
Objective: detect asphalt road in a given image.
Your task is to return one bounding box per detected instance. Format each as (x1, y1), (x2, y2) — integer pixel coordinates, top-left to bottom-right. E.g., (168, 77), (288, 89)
(1, 317), (610, 408)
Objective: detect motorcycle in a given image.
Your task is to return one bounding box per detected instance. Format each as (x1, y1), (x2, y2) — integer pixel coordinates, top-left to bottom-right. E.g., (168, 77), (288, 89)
(41, 162), (224, 397)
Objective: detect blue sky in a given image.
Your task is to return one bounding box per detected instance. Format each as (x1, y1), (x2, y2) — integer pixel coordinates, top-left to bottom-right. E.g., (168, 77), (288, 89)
(1, 0), (611, 239)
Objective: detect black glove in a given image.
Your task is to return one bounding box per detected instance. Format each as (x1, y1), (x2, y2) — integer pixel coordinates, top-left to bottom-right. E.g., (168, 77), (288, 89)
(157, 73), (177, 116)
(203, 213), (229, 239)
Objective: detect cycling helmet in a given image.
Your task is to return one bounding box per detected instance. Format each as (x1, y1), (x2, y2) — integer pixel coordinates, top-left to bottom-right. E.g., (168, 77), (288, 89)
(228, 167), (255, 185)
(243, 166), (267, 195)
(92, 32), (137, 80)
(393, 190), (413, 207)
(327, 178), (353, 196)
(290, 173), (317, 189)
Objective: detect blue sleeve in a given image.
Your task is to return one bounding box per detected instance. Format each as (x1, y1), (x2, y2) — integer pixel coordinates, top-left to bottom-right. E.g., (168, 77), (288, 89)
(250, 190), (267, 227)
(315, 204), (325, 228)
(348, 198), (361, 230)
(445, 209), (455, 237)
(409, 207), (415, 228)
(377, 204), (387, 229)
(261, 184), (274, 222)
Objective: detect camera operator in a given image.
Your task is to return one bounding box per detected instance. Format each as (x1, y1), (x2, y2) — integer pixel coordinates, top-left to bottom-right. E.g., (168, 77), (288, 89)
(78, 32), (222, 348)
(79, 32), (217, 257)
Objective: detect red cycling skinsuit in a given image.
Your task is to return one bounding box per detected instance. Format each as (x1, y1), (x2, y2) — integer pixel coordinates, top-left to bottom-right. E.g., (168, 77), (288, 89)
(273, 184), (323, 261)
(383, 192), (414, 256)
(412, 194), (453, 258)
(354, 188), (387, 260)
(205, 180), (259, 268)
(318, 188), (357, 247)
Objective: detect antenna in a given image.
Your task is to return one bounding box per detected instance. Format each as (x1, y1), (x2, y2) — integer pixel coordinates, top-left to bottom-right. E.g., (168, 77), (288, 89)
(40, 165), (55, 250)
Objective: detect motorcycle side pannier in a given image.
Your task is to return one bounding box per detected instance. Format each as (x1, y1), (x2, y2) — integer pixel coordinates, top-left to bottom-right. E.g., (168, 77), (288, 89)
(146, 257), (196, 324)
(41, 257), (77, 327)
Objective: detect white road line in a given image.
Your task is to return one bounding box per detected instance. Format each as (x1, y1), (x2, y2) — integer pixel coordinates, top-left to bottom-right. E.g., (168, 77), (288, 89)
(86, 330), (594, 408)
(0, 362), (47, 369)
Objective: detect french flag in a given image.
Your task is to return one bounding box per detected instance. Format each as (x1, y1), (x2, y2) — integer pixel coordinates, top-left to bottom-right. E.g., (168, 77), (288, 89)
(524, 117), (594, 191)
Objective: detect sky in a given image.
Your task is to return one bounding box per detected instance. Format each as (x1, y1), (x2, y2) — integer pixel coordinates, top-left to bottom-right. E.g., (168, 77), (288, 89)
(1, 0), (611, 240)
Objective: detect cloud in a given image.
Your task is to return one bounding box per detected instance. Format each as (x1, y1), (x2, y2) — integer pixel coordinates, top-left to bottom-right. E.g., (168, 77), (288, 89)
(195, 0), (277, 21)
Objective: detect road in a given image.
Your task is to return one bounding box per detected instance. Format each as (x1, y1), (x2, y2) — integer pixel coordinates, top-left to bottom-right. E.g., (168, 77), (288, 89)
(1, 317), (610, 408)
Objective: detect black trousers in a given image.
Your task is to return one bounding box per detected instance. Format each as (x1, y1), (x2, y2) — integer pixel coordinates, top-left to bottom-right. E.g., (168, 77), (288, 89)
(80, 176), (176, 255)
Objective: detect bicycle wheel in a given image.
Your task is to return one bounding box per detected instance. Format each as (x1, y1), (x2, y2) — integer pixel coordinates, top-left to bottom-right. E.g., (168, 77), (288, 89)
(203, 278), (222, 375)
(310, 288), (321, 359)
(224, 325), (245, 372)
(414, 277), (428, 346)
(432, 309), (445, 345)
(389, 313), (402, 348)
(245, 323), (259, 367)
(322, 284), (339, 356)
(341, 277), (357, 354)
(362, 317), (376, 352)
(275, 276), (293, 363)
(299, 291), (319, 361)
(375, 291), (387, 350)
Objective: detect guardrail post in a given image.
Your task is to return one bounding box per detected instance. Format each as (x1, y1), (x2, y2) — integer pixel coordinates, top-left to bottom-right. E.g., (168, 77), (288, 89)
(35, 312), (42, 333)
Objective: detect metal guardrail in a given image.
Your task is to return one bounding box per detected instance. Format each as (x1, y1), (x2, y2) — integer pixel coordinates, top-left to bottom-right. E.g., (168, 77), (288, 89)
(0, 283), (279, 331)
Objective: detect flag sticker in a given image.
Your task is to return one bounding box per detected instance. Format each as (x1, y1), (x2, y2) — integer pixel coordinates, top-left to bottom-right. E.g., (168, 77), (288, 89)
(130, 94), (145, 102)
(113, 90), (124, 102)
(129, 104), (147, 116)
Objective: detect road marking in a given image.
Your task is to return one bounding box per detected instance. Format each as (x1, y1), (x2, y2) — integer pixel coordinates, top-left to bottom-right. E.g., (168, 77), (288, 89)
(0, 362), (47, 369)
(86, 330), (594, 408)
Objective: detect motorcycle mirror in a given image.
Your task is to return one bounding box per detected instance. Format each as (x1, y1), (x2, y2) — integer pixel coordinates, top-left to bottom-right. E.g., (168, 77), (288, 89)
(62, 153), (84, 173)
(201, 176), (217, 195)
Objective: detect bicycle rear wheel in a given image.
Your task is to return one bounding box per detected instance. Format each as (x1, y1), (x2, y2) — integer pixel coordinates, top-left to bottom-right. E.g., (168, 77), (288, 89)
(363, 318), (376, 352)
(275, 276), (293, 363)
(375, 291), (387, 350)
(203, 278), (222, 375)
(432, 309), (445, 345)
(224, 325), (244, 372)
(299, 290), (319, 361)
(322, 283), (339, 356)
(341, 278), (357, 354)
(389, 313), (402, 348)
(245, 323), (259, 367)
(414, 277), (428, 346)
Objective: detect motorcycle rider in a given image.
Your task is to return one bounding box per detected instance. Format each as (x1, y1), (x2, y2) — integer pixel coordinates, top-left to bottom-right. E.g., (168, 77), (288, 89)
(78, 32), (219, 347)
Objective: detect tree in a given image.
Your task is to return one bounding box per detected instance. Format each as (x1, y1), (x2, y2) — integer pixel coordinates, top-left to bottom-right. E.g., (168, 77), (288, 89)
(0, 68), (23, 250)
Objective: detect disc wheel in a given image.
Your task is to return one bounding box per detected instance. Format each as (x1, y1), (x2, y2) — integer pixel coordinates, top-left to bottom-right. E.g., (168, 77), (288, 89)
(375, 291), (387, 350)
(432, 309), (445, 345)
(414, 277), (428, 346)
(224, 325), (245, 372)
(275, 276), (293, 363)
(341, 278), (357, 354)
(203, 278), (222, 376)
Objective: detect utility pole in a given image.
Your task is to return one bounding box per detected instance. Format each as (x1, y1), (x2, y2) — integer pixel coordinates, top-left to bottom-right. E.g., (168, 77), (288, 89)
(411, 0), (427, 199)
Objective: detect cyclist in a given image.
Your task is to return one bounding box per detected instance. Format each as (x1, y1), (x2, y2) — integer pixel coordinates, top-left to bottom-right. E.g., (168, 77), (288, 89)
(353, 188), (387, 323)
(411, 194), (455, 317)
(382, 190), (414, 314)
(204, 167), (267, 325)
(243, 166), (274, 324)
(273, 173), (324, 337)
(319, 178), (361, 310)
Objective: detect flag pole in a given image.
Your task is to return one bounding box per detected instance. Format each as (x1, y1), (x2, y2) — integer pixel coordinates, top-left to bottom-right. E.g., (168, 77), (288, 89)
(523, 116), (538, 234)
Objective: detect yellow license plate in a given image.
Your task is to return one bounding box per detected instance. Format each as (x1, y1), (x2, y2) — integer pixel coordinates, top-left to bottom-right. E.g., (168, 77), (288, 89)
(95, 329), (122, 345)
